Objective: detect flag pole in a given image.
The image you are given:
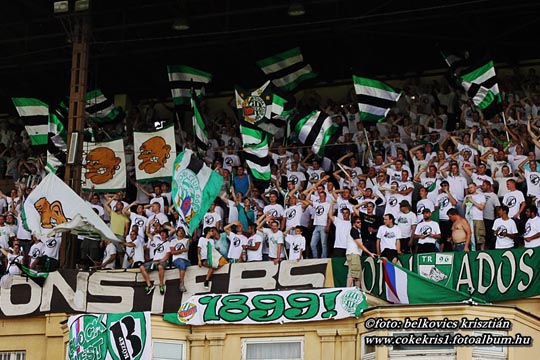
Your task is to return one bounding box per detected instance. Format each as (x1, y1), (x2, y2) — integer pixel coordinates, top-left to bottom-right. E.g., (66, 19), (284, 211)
(363, 128), (374, 161)
(500, 111), (511, 143)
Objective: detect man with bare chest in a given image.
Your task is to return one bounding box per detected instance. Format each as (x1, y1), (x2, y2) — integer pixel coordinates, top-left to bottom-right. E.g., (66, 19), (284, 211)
(448, 208), (471, 252)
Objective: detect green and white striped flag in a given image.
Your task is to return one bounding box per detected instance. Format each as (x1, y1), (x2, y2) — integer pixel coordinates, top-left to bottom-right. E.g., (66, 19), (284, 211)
(85, 89), (124, 123)
(240, 122), (271, 184)
(191, 96), (209, 153)
(12, 98), (49, 153)
(257, 47), (317, 91)
(167, 65), (212, 107)
(459, 61), (501, 109)
(353, 76), (402, 122)
(292, 110), (339, 157)
(171, 149), (223, 235)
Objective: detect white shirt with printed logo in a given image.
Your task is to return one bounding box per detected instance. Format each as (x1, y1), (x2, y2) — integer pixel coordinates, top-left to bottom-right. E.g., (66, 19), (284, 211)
(414, 221), (440, 245)
(377, 225), (402, 251)
(524, 216), (540, 248)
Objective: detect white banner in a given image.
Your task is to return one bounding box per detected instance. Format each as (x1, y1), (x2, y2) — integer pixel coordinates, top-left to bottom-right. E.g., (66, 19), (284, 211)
(67, 312), (151, 360)
(164, 287), (368, 326)
(81, 138), (126, 191)
(134, 125), (176, 182)
(22, 173), (119, 241)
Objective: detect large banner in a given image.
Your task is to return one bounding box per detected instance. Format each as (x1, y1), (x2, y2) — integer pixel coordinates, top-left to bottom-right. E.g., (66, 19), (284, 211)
(1, 250), (540, 318)
(134, 125), (176, 182)
(68, 312), (151, 360)
(0, 259), (330, 318)
(82, 138), (126, 192)
(352, 248), (540, 303)
(164, 287), (368, 326)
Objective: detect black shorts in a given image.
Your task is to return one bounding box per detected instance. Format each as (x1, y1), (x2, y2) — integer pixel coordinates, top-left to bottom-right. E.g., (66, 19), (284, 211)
(417, 243), (437, 254)
(381, 248), (398, 261)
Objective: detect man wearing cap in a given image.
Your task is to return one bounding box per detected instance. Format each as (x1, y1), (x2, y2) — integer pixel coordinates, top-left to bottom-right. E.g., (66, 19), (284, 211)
(414, 208), (441, 254)
(436, 180), (457, 247)
(396, 200), (417, 254)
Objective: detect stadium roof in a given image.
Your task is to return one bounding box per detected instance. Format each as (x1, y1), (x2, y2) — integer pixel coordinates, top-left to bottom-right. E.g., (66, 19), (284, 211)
(0, 0), (539, 107)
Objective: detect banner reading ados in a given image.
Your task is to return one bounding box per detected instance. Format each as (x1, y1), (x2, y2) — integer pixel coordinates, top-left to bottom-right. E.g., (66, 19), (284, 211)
(68, 312), (151, 360)
(164, 287), (369, 326)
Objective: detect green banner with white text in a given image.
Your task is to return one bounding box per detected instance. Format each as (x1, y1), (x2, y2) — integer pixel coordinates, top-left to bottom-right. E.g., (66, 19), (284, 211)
(354, 248), (540, 303)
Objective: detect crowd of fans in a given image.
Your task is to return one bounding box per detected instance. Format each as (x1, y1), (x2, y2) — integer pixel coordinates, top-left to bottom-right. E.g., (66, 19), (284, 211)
(1, 68), (540, 292)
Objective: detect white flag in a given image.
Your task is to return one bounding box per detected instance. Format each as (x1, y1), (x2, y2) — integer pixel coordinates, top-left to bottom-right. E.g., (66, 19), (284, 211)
(134, 125), (176, 182)
(22, 173), (119, 241)
(81, 138), (126, 191)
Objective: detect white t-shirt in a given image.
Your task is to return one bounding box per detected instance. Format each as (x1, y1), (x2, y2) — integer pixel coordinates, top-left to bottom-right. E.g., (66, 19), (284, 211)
(198, 237), (213, 261)
(29, 241), (45, 264)
(170, 237), (190, 261)
(333, 217), (352, 249)
(436, 193), (453, 221)
(0, 225), (12, 249)
(502, 190), (525, 219)
(203, 212), (222, 230)
(130, 213), (148, 239)
(227, 233), (248, 260)
(152, 238), (170, 262)
(286, 171), (306, 187)
(263, 204), (285, 223)
(284, 204), (303, 228)
(493, 218), (518, 249)
(468, 193), (486, 220)
(43, 235), (62, 260)
(524, 170), (540, 197)
(285, 234), (305, 261)
(396, 211), (417, 238)
(246, 232), (263, 261)
(377, 225), (402, 251)
(102, 242), (117, 269)
(312, 201), (330, 226)
(7, 253), (23, 275)
(524, 217), (540, 248)
(414, 221), (441, 245)
(445, 175), (467, 202)
(263, 228), (285, 259)
(416, 199), (435, 223)
(125, 236), (145, 264)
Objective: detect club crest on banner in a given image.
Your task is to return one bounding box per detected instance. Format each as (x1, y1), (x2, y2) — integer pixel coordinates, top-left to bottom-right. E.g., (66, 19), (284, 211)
(172, 165), (202, 225)
(417, 253), (454, 286)
(238, 93), (270, 124)
(138, 136), (171, 174)
(68, 312), (151, 360)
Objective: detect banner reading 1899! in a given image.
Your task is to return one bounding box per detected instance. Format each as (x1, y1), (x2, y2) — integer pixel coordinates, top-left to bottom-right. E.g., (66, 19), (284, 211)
(68, 312), (151, 360)
(163, 287), (368, 326)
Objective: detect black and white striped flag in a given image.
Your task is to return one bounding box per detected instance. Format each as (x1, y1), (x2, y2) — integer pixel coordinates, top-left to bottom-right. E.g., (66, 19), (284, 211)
(257, 48), (317, 92)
